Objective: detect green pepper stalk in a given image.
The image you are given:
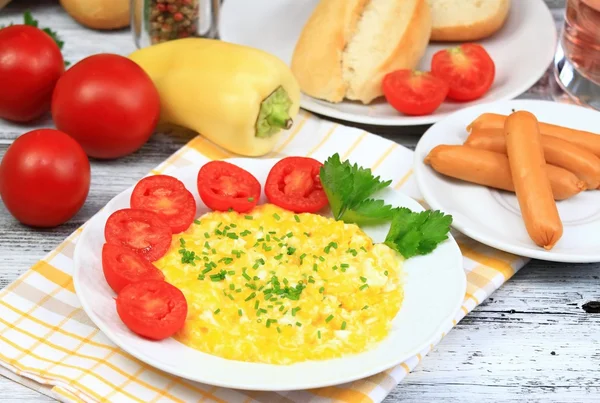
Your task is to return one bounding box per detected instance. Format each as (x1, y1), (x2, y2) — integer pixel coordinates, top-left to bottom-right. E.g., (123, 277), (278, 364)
(255, 86), (294, 138)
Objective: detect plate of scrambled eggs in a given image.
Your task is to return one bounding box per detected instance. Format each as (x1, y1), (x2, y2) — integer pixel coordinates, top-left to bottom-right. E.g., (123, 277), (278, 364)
(73, 157), (466, 390)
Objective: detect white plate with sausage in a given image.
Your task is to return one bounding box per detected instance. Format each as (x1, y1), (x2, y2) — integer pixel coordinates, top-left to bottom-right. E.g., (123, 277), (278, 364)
(219, 0), (556, 126)
(414, 100), (600, 263)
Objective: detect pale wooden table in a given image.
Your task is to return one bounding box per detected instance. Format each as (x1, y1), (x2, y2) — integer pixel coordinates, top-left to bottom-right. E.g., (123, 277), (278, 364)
(1, 1), (599, 402)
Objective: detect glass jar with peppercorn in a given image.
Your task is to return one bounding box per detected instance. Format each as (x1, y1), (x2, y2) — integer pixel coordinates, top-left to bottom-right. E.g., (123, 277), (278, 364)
(132, 0), (219, 48)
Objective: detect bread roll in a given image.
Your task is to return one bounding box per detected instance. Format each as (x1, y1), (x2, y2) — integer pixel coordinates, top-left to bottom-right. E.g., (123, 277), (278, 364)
(291, 0), (432, 104)
(428, 0), (510, 42)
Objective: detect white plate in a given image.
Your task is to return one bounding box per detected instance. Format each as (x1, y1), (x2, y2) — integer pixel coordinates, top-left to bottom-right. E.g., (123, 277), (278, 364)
(414, 100), (600, 263)
(73, 158), (466, 390)
(219, 0), (557, 126)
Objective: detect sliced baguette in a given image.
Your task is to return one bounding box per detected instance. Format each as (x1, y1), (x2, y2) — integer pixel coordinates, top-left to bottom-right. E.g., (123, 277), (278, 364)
(291, 0), (432, 104)
(428, 0), (510, 42)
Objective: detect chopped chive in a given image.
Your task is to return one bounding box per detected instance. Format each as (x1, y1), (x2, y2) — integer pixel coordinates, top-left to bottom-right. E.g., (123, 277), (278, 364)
(228, 208), (234, 212)
(197, 275), (205, 280)
(240, 230), (251, 237)
(179, 238), (185, 246)
(294, 215), (300, 222)
(360, 276), (367, 283)
(384, 270), (389, 276)
(266, 318), (277, 328)
(286, 246), (296, 255)
(244, 215), (253, 220)
(246, 283), (257, 290)
(341, 263), (350, 269)
(219, 257), (234, 264)
(325, 315), (334, 323)
(286, 232), (293, 238)
(341, 321), (347, 330)
(194, 219), (201, 225)
(318, 330), (321, 339)
(204, 232), (210, 239)
(245, 292), (256, 301)
(279, 305), (285, 311)
(266, 234), (271, 242)
(247, 197), (254, 202)
(359, 284), (369, 291)
(274, 254), (283, 260)
(291, 307), (301, 316)
(242, 271), (251, 281)
(212, 248), (217, 254)
(262, 244), (272, 251)
(226, 233), (239, 240)
(214, 229), (223, 236)
(360, 246), (367, 252)
(304, 232), (311, 237)
(230, 223), (237, 228)
(299, 253), (307, 263)
(332, 265), (338, 271)
(253, 276), (260, 281)
(228, 294), (234, 300)
(273, 213), (281, 220)
(362, 305), (369, 310)
(202, 267), (212, 274)
(214, 308), (220, 314)
(313, 264), (318, 272)
(319, 287), (325, 294)
(347, 248), (358, 256)
(318, 256), (325, 262)
(238, 309), (243, 316)
(254, 300), (259, 310)
(229, 284), (235, 290)
(227, 270), (235, 275)
(277, 327), (282, 333)
(296, 322), (302, 327)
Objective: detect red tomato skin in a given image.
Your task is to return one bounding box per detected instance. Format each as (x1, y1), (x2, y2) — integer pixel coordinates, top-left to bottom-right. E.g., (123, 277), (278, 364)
(431, 44), (495, 102)
(102, 243), (165, 294)
(0, 129), (90, 227)
(382, 70), (449, 116)
(265, 157), (329, 213)
(51, 54), (160, 159)
(116, 280), (188, 341)
(130, 175), (196, 234)
(197, 161), (261, 213)
(104, 209), (172, 262)
(0, 25), (64, 122)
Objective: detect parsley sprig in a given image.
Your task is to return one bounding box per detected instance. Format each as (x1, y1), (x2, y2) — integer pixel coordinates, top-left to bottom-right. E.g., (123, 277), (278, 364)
(1, 11), (69, 66)
(319, 153), (397, 225)
(319, 153), (453, 259)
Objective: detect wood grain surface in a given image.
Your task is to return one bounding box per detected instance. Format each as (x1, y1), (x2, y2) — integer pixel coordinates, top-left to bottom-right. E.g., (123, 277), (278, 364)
(2, 1), (600, 402)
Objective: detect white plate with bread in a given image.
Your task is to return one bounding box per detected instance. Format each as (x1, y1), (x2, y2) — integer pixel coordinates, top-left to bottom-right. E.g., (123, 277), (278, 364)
(414, 100), (600, 263)
(220, 0), (556, 126)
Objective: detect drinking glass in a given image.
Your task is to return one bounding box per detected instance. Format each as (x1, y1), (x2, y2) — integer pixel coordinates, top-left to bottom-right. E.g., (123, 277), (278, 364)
(554, 0), (600, 110)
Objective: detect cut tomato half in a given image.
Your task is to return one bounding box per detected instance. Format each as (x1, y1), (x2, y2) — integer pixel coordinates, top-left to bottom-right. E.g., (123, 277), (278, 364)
(197, 161), (261, 213)
(431, 43), (495, 102)
(265, 156), (329, 213)
(382, 70), (449, 116)
(116, 280), (187, 340)
(102, 243), (165, 294)
(104, 208), (172, 261)
(130, 175), (196, 233)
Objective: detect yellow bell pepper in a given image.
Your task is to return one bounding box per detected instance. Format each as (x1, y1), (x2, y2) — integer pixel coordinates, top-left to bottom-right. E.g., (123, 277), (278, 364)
(129, 38), (301, 157)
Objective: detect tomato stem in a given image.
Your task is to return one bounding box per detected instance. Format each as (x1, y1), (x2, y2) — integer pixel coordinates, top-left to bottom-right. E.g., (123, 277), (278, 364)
(256, 86), (293, 138)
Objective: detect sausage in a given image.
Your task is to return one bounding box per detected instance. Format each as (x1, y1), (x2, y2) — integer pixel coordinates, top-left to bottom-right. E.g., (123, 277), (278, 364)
(465, 127), (600, 189)
(504, 111), (562, 250)
(424, 145), (585, 200)
(467, 112), (600, 159)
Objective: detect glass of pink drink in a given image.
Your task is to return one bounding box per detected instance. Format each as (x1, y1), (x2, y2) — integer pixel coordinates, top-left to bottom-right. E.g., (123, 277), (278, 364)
(554, 0), (600, 110)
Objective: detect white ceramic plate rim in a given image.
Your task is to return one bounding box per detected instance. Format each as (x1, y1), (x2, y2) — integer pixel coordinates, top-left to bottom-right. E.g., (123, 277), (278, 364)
(219, 0), (557, 126)
(73, 157), (466, 390)
(414, 99), (600, 263)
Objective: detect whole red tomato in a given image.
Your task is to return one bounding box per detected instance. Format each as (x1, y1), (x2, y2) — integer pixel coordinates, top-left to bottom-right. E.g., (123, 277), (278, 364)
(0, 25), (64, 122)
(51, 54), (160, 159)
(0, 129), (91, 227)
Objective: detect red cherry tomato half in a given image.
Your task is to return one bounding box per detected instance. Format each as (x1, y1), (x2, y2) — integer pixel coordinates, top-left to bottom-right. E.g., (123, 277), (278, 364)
(0, 25), (64, 122)
(130, 175), (196, 234)
(382, 70), (449, 116)
(265, 157), (329, 213)
(197, 161), (261, 213)
(104, 209), (172, 262)
(116, 280), (187, 340)
(51, 54), (160, 159)
(431, 43), (495, 102)
(102, 243), (165, 294)
(0, 129), (90, 227)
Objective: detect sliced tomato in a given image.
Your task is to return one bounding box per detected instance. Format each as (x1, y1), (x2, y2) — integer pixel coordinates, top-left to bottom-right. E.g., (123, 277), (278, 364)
(265, 157), (329, 213)
(102, 243), (165, 294)
(116, 280), (187, 340)
(104, 209), (172, 262)
(197, 161), (261, 213)
(382, 70), (449, 116)
(431, 43), (495, 102)
(130, 175), (196, 233)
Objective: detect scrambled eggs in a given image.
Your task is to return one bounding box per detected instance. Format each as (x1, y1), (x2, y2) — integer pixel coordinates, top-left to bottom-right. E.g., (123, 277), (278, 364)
(154, 204), (404, 364)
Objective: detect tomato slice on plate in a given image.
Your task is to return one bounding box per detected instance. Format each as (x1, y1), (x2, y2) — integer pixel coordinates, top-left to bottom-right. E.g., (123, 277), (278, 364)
(382, 70), (449, 116)
(197, 161), (261, 213)
(116, 280), (187, 340)
(102, 243), (165, 294)
(265, 156), (329, 213)
(130, 175), (196, 233)
(431, 43), (495, 102)
(104, 208), (172, 262)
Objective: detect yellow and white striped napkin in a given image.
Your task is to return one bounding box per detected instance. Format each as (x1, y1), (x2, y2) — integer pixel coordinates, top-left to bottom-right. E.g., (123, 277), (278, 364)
(0, 110), (529, 403)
